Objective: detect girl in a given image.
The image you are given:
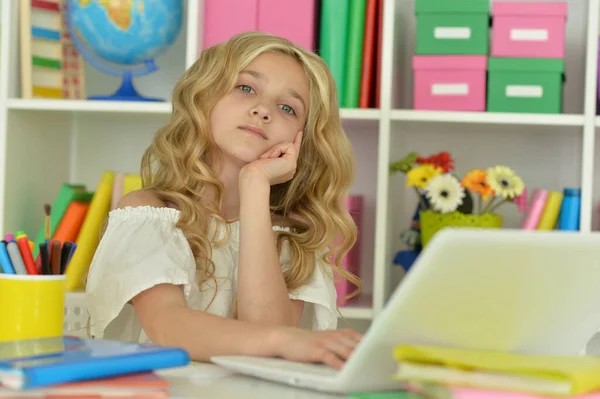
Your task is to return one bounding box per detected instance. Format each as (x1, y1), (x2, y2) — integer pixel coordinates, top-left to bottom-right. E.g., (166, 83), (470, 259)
(85, 31), (362, 370)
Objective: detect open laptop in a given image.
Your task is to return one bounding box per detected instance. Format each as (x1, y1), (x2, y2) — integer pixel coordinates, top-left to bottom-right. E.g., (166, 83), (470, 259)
(211, 228), (600, 394)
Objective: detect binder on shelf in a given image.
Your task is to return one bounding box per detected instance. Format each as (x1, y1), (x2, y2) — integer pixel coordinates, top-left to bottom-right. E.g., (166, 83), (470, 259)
(343, 0), (367, 108)
(32, 183), (94, 258)
(359, 0), (379, 108)
(202, 0), (258, 50)
(65, 171), (114, 291)
(319, 0), (351, 106)
(257, 0), (317, 50)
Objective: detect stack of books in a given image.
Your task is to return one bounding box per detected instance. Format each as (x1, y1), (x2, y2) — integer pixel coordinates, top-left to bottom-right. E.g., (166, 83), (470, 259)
(350, 344), (600, 399)
(0, 335), (189, 398)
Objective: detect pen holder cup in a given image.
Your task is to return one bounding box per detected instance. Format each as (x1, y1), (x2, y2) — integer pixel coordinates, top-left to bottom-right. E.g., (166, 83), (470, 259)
(0, 274), (66, 342)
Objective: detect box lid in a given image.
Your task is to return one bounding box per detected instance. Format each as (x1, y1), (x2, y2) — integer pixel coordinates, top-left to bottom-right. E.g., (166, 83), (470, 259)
(415, 0), (490, 14)
(488, 58), (564, 73)
(413, 56), (488, 70)
(492, 2), (568, 17)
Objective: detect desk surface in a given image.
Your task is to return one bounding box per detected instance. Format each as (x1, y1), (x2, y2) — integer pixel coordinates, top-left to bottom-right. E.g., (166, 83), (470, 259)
(157, 363), (348, 399)
(157, 334), (600, 399)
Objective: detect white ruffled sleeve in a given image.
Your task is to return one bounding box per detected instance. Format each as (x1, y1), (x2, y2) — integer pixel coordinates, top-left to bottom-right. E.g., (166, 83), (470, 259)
(85, 206), (197, 340)
(279, 238), (338, 331)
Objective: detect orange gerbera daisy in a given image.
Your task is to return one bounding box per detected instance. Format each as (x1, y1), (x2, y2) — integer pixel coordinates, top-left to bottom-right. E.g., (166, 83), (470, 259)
(462, 169), (495, 201)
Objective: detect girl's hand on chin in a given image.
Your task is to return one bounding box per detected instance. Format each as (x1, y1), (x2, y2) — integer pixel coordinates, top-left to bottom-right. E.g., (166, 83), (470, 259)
(239, 131), (303, 186)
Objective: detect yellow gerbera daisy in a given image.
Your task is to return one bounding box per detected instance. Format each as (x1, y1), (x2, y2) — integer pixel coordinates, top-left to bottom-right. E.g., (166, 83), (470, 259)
(406, 164), (442, 188)
(486, 166), (525, 199)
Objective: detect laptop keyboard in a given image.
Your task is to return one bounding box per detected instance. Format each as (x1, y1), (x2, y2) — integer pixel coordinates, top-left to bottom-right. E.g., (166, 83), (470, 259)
(236, 357), (339, 377)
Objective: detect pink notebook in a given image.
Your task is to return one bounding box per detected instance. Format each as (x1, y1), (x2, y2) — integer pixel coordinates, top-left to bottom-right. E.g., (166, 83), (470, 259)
(444, 387), (600, 399)
(202, 0), (258, 50)
(257, 0), (316, 50)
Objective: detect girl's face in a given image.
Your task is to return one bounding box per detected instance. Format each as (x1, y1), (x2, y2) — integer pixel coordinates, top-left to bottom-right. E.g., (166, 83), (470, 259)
(209, 51), (310, 167)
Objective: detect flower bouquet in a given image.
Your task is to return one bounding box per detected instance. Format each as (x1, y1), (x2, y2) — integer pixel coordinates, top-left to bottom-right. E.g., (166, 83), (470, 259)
(390, 151), (526, 248)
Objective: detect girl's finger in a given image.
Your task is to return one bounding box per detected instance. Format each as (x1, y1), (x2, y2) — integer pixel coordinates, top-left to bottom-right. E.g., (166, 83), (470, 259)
(281, 143), (297, 160)
(261, 146), (279, 159)
(293, 131), (303, 154)
(334, 331), (361, 348)
(320, 348), (345, 370)
(340, 329), (363, 343)
(271, 147), (285, 158)
(323, 338), (354, 360)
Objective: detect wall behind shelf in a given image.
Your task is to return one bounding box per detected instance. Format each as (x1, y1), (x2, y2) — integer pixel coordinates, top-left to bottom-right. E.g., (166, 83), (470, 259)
(4, 110), (72, 236)
(73, 114), (169, 187)
(343, 120), (380, 296)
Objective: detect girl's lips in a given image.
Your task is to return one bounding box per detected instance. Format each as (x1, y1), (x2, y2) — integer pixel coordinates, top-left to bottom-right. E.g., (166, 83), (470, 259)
(239, 124), (267, 139)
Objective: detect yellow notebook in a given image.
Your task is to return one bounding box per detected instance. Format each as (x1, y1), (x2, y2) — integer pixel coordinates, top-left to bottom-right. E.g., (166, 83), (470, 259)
(393, 345), (600, 396)
(537, 191), (563, 230)
(65, 171), (114, 291)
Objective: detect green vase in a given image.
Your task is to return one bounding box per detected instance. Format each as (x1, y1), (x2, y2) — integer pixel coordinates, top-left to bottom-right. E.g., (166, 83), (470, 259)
(420, 211), (503, 247)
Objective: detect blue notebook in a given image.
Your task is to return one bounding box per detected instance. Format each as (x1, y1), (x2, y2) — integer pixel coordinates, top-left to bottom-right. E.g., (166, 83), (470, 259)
(0, 336), (190, 390)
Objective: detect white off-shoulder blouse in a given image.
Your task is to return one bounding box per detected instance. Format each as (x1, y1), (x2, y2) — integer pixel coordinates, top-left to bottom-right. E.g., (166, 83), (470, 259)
(85, 206), (338, 343)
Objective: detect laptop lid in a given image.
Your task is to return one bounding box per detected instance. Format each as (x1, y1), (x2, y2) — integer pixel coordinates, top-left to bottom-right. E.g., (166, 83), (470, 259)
(339, 229), (600, 390)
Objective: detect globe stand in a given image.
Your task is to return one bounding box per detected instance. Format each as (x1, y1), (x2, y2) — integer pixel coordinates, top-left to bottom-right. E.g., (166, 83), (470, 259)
(88, 71), (162, 102)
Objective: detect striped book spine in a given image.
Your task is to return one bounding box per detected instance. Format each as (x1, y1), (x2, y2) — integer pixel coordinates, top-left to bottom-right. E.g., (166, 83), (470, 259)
(21, 0), (64, 98)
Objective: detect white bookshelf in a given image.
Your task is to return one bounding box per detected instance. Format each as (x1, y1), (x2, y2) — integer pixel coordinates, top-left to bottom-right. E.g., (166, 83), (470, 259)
(1, 0), (599, 326)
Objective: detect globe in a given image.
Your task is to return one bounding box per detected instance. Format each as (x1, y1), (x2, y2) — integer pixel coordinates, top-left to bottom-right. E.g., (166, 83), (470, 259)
(66, 0), (183, 102)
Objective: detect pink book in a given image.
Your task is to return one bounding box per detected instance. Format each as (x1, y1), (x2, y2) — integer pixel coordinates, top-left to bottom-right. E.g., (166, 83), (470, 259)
(521, 188), (548, 230)
(436, 386), (600, 399)
(202, 0), (258, 50)
(333, 195), (363, 305)
(257, 0), (316, 50)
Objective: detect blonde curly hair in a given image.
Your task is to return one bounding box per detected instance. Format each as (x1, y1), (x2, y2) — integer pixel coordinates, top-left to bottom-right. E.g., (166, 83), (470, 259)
(140, 31), (361, 305)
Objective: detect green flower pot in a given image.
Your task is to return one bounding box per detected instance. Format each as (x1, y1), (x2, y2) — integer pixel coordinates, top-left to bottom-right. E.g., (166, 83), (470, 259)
(420, 211), (503, 247)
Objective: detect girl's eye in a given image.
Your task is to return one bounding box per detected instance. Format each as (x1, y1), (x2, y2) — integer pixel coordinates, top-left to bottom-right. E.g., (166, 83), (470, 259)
(280, 104), (295, 115)
(238, 84), (254, 94)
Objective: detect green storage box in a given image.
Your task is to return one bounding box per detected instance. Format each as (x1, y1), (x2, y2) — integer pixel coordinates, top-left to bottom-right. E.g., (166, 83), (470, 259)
(415, 0), (490, 55)
(487, 58), (565, 114)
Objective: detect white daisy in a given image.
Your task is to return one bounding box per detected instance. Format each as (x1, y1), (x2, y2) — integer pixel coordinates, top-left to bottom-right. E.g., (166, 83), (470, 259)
(486, 166), (525, 200)
(425, 174), (465, 214)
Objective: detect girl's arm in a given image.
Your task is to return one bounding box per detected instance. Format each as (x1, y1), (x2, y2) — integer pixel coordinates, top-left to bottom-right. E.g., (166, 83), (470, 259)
(132, 282), (362, 370)
(132, 283), (277, 359)
(236, 174), (303, 326)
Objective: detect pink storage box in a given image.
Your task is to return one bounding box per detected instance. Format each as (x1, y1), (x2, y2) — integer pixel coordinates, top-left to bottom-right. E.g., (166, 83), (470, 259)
(413, 56), (487, 111)
(491, 2), (568, 58)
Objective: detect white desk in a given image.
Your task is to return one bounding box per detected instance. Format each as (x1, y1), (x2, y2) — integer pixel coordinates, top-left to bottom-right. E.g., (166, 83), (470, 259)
(157, 333), (600, 399)
(157, 363), (349, 399)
